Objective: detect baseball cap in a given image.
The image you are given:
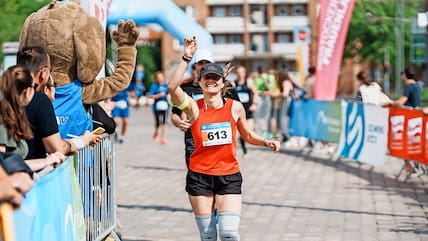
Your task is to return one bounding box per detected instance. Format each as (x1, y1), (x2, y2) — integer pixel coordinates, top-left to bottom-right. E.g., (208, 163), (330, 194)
(200, 63), (224, 78)
(193, 49), (214, 63)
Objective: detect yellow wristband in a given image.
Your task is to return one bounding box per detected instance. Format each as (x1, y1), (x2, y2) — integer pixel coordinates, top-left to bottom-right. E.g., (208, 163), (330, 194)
(176, 94), (190, 110)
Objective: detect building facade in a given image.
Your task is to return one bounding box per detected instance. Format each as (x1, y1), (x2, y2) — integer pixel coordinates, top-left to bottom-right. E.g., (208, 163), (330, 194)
(159, 0), (318, 77)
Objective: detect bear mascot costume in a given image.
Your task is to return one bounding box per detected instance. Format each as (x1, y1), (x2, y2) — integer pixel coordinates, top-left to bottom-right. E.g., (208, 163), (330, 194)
(19, 0), (139, 138)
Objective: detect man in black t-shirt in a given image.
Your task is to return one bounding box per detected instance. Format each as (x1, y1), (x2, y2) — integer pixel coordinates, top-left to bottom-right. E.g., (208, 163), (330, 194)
(17, 46), (99, 159)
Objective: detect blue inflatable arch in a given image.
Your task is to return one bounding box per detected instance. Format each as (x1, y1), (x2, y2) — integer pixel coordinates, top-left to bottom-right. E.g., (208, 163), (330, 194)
(107, 0), (213, 49)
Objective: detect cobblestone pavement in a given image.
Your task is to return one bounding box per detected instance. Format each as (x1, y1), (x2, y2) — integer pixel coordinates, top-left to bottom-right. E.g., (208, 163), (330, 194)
(115, 106), (428, 241)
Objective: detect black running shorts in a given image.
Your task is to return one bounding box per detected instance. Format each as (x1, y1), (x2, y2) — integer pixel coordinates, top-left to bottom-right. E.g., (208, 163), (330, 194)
(185, 170), (242, 196)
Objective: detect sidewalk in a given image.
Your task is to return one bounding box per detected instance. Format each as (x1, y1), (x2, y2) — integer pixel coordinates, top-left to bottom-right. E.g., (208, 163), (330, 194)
(115, 106), (428, 241)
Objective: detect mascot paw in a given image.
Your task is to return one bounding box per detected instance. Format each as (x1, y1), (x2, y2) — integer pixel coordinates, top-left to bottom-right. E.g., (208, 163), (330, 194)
(111, 19), (140, 47)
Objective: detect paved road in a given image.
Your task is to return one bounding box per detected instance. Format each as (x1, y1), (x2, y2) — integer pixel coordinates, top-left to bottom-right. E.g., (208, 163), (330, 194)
(114, 106), (428, 241)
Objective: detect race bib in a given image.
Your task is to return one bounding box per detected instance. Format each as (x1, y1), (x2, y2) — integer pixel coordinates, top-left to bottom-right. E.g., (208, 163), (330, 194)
(238, 92), (250, 103)
(155, 100), (169, 111)
(116, 100), (128, 109)
(201, 122), (232, 146)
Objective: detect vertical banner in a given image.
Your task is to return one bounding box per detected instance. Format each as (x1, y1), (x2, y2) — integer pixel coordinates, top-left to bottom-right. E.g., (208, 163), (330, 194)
(294, 26), (311, 84)
(80, 0), (112, 79)
(338, 103), (389, 166)
(314, 0), (356, 100)
(80, 0), (111, 28)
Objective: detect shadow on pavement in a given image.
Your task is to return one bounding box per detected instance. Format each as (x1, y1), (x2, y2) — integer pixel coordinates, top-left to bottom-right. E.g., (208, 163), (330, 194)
(118, 204), (192, 213)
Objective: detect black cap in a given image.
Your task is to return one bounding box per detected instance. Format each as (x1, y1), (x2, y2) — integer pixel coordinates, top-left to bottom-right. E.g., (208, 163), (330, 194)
(200, 63), (224, 78)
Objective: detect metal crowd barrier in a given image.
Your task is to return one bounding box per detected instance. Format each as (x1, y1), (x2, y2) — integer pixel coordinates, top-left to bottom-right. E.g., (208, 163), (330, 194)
(76, 134), (118, 241)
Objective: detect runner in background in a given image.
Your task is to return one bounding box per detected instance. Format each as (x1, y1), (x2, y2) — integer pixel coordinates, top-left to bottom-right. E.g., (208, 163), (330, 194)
(148, 71), (169, 145)
(233, 65), (258, 157)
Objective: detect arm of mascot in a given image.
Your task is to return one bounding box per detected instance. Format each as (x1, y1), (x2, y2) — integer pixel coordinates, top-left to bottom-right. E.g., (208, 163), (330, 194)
(81, 19), (140, 104)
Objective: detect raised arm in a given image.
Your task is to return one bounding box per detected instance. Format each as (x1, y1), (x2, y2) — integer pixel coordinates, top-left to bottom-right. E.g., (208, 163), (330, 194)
(168, 37), (199, 123)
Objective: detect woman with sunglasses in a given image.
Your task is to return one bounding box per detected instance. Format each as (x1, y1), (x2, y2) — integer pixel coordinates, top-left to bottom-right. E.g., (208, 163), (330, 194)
(168, 37), (280, 241)
(0, 65), (65, 172)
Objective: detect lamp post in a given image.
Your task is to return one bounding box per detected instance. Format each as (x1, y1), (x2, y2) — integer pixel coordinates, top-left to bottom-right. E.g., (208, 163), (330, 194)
(396, 0), (404, 95)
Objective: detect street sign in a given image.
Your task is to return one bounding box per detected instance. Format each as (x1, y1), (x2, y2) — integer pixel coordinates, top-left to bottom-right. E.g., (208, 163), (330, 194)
(410, 35), (426, 64)
(293, 26), (311, 45)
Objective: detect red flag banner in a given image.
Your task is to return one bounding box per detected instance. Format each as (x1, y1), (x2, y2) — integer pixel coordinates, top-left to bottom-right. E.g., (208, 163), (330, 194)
(388, 107), (425, 163)
(314, 0), (356, 100)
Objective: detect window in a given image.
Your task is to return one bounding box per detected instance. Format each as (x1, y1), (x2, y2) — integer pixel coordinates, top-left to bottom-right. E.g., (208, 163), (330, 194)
(214, 35), (226, 44)
(230, 34), (242, 44)
(276, 5), (288, 16)
(277, 33), (290, 43)
(230, 6), (241, 17)
(292, 5), (305, 16)
(213, 7), (226, 17)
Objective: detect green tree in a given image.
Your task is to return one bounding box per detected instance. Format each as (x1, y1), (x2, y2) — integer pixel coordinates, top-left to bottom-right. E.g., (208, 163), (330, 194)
(137, 42), (162, 89)
(0, 0), (50, 62)
(344, 0), (422, 89)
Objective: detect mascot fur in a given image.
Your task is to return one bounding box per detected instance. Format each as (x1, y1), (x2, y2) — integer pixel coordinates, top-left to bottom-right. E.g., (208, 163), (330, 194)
(19, 0), (139, 137)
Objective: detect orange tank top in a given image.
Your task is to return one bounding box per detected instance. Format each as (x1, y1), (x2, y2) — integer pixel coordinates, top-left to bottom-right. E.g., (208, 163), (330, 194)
(190, 98), (239, 175)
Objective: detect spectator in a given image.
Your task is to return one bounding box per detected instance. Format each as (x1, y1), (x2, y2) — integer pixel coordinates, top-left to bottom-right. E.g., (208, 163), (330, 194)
(254, 65), (275, 137)
(356, 70), (391, 105)
(277, 70), (294, 142)
(390, 66), (421, 108)
(17, 46), (100, 160)
(388, 66), (423, 174)
(304, 66), (316, 98)
(0, 65), (65, 171)
(0, 165), (24, 209)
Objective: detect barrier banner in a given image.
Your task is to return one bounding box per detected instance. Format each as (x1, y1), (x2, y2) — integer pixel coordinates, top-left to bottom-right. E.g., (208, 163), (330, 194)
(13, 159), (85, 241)
(388, 107), (407, 158)
(288, 99), (309, 137)
(406, 109), (424, 161)
(338, 103), (389, 166)
(306, 100), (342, 142)
(422, 115), (428, 164)
(314, 0), (356, 100)
(388, 107), (424, 161)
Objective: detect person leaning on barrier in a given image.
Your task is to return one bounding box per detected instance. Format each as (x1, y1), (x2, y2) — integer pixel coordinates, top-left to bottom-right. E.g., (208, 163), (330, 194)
(168, 36), (280, 241)
(0, 165), (24, 209)
(0, 65), (66, 172)
(0, 152), (34, 198)
(16, 46), (101, 160)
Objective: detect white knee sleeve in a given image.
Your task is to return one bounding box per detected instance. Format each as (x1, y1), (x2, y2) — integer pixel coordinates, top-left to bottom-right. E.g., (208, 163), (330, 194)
(218, 212), (240, 241)
(195, 214), (217, 241)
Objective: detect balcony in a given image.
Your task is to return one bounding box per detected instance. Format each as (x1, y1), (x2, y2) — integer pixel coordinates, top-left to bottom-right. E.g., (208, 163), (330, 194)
(271, 16), (308, 31)
(271, 43), (297, 59)
(212, 43), (245, 62)
(206, 17), (245, 33)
